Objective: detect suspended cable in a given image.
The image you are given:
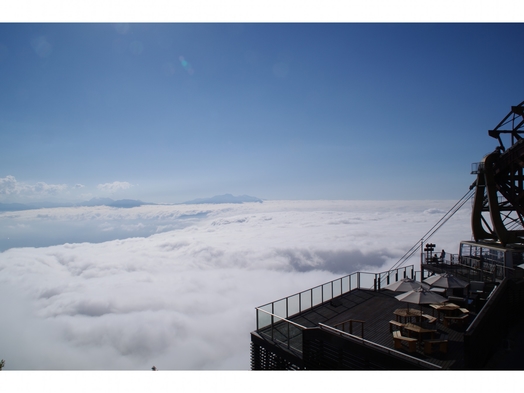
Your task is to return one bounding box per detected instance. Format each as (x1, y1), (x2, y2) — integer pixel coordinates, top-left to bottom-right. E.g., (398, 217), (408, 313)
(388, 187), (476, 272)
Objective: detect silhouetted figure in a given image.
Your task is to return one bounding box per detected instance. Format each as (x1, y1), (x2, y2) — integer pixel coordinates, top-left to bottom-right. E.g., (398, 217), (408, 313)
(440, 249), (446, 263)
(152, 366), (157, 371)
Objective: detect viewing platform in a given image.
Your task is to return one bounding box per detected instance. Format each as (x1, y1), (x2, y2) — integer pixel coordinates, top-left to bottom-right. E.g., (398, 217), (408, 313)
(251, 258), (523, 370)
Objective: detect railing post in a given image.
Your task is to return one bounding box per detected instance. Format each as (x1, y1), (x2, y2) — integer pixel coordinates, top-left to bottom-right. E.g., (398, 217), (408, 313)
(271, 303), (274, 340)
(287, 321), (290, 349)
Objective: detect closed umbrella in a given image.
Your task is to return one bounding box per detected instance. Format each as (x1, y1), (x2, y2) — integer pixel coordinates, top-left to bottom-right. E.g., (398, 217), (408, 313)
(424, 273), (468, 289)
(384, 278), (429, 292)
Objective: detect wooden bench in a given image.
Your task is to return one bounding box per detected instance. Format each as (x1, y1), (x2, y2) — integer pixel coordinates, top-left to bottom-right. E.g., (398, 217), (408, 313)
(444, 314), (469, 327)
(423, 339), (448, 354)
(393, 330), (417, 352)
(389, 320), (405, 332)
(422, 314), (437, 324)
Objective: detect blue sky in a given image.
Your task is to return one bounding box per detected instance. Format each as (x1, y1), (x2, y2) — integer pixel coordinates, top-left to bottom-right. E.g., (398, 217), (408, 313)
(1, 22), (523, 203)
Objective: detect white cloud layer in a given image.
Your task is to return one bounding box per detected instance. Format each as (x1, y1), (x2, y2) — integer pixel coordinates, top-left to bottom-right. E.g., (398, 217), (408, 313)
(0, 200), (471, 370)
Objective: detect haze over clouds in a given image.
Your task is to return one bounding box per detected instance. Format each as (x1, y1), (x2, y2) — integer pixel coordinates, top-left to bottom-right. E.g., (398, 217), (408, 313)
(0, 200), (471, 370)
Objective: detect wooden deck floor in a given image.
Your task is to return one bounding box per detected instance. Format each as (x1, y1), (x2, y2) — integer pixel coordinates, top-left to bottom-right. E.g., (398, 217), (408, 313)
(269, 288), (473, 369)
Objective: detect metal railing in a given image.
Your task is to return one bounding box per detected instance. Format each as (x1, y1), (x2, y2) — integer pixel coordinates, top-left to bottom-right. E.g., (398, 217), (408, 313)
(256, 308), (307, 354)
(255, 265), (417, 355)
(318, 323), (441, 370)
(422, 253), (460, 265)
(459, 257), (508, 280)
(375, 265), (416, 290)
(333, 319), (365, 338)
(256, 265), (416, 329)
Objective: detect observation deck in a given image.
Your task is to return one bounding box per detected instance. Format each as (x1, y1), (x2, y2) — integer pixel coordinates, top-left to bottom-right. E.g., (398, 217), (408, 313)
(250, 256), (523, 370)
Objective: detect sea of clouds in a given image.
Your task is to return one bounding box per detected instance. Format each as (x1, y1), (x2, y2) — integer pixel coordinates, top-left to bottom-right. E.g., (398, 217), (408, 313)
(0, 200), (471, 370)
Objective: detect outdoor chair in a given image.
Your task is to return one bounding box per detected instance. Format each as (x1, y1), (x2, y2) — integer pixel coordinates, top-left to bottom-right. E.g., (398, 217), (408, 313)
(389, 320), (405, 333)
(422, 314), (437, 324)
(423, 338), (448, 354)
(392, 330), (417, 353)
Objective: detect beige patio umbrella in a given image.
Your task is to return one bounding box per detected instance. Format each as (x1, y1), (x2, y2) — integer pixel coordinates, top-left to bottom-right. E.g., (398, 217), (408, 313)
(395, 287), (448, 315)
(423, 273), (468, 289)
(383, 277), (430, 292)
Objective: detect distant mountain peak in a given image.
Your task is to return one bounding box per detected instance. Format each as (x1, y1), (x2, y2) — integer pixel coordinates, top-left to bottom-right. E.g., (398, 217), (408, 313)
(79, 197), (115, 206)
(183, 194), (262, 205)
(108, 199), (146, 208)
(79, 198), (148, 208)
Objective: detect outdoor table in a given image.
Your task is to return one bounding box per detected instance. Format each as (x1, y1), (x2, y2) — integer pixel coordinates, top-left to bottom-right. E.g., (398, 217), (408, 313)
(404, 323), (437, 342)
(394, 308), (423, 324)
(430, 302), (461, 321)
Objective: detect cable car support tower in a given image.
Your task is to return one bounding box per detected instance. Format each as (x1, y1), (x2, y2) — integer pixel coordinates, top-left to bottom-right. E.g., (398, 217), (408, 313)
(471, 101), (524, 247)
(390, 101), (524, 279)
